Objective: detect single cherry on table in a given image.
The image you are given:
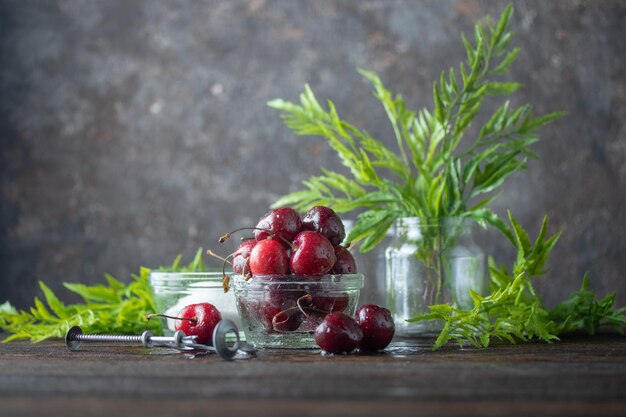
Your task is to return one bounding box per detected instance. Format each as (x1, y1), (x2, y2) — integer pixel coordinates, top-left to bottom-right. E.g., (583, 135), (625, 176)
(147, 302), (222, 345)
(355, 304), (395, 351)
(314, 312), (363, 354)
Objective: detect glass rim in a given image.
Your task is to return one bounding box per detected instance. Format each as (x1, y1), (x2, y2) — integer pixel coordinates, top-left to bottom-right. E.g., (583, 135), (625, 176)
(231, 273), (364, 287)
(149, 271), (224, 281)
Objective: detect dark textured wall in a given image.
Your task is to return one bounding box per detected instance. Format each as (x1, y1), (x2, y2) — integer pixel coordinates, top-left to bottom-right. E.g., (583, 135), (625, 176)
(1, 0), (625, 309)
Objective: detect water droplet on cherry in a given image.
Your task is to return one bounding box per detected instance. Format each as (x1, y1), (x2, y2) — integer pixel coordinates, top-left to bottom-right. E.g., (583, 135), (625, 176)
(255, 207), (302, 245)
(302, 206), (345, 245)
(249, 239), (289, 275)
(175, 303), (222, 345)
(331, 245), (357, 274)
(290, 231), (336, 275)
(232, 239), (256, 275)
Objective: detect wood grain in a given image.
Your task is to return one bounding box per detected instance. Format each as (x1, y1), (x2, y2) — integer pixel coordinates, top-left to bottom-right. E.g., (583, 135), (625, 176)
(1, 333), (625, 416)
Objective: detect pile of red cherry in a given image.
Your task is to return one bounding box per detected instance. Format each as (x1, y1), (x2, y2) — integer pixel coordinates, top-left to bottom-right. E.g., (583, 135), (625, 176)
(224, 206), (356, 277)
(218, 205), (395, 353)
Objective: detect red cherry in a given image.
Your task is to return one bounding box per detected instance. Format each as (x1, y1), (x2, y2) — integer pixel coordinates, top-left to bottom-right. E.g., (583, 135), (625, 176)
(232, 239), (256, 275)
(175, 303), (222, 345)
(330, 245), (357, 274)
(249, 239), (289, 275)
(251, 301), (283, 333)
(290, 231), (336, 275)
(255, 207), (302, 246)
(302, 206), (345, 245)
(239, 281), (303, 333)
(355, 304), (395, 351)
(314, 312), (363, 354)
(305, 291), (349, 314)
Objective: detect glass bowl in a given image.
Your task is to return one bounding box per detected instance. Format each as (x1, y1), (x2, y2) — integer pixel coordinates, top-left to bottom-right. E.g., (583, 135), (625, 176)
(149, 272), (241, 336)
(232, 273), (364, 349)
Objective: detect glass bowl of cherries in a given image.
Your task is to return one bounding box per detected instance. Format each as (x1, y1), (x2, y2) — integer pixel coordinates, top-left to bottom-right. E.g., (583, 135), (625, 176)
(222, 206), (365, 348)
(233, 273), (363, 348)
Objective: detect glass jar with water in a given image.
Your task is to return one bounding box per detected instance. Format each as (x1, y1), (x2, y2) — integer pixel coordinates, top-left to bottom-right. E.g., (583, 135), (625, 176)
(385, 217), (487, 337)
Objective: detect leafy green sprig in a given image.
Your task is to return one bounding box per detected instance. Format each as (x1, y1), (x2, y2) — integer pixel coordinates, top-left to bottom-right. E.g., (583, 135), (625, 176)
(269, 5), (563, 251)
(409, 213), (626, 349)
(0, 249), (208, 343)
(549, 275), (626, 336)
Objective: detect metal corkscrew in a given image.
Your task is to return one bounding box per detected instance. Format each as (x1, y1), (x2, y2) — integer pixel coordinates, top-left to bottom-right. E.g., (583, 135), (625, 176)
(65, 319), (255, 361)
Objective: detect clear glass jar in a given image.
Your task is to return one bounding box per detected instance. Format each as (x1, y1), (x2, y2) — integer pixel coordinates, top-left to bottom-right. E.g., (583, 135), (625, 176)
(149, 272), (242, 335)
(385, 217), (486, 337)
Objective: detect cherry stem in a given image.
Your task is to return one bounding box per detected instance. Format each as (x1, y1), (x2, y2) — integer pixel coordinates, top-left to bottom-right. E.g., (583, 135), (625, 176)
(334, 243), (352, 260)
(295, 294), (330, 318)
(272, 293), (335, 331)
(272, 304), (328, 330)
(222, 275), (230, 293)
(145, 313), (197, 324)
(218, 252), (236, 293)
(272, 308), (296, 326)
(219, 227), (296, 250)
(296, 294), (314, 317)
(219, 227), (271, 243)
(206, 249), (232, 265)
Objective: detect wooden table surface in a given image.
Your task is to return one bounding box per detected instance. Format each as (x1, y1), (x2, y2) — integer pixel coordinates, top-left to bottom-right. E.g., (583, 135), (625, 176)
(1, 332), (625, 417)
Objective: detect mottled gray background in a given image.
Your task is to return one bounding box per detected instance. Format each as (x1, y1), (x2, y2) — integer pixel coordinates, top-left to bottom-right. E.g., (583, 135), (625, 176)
(1, 0), (625, 309)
